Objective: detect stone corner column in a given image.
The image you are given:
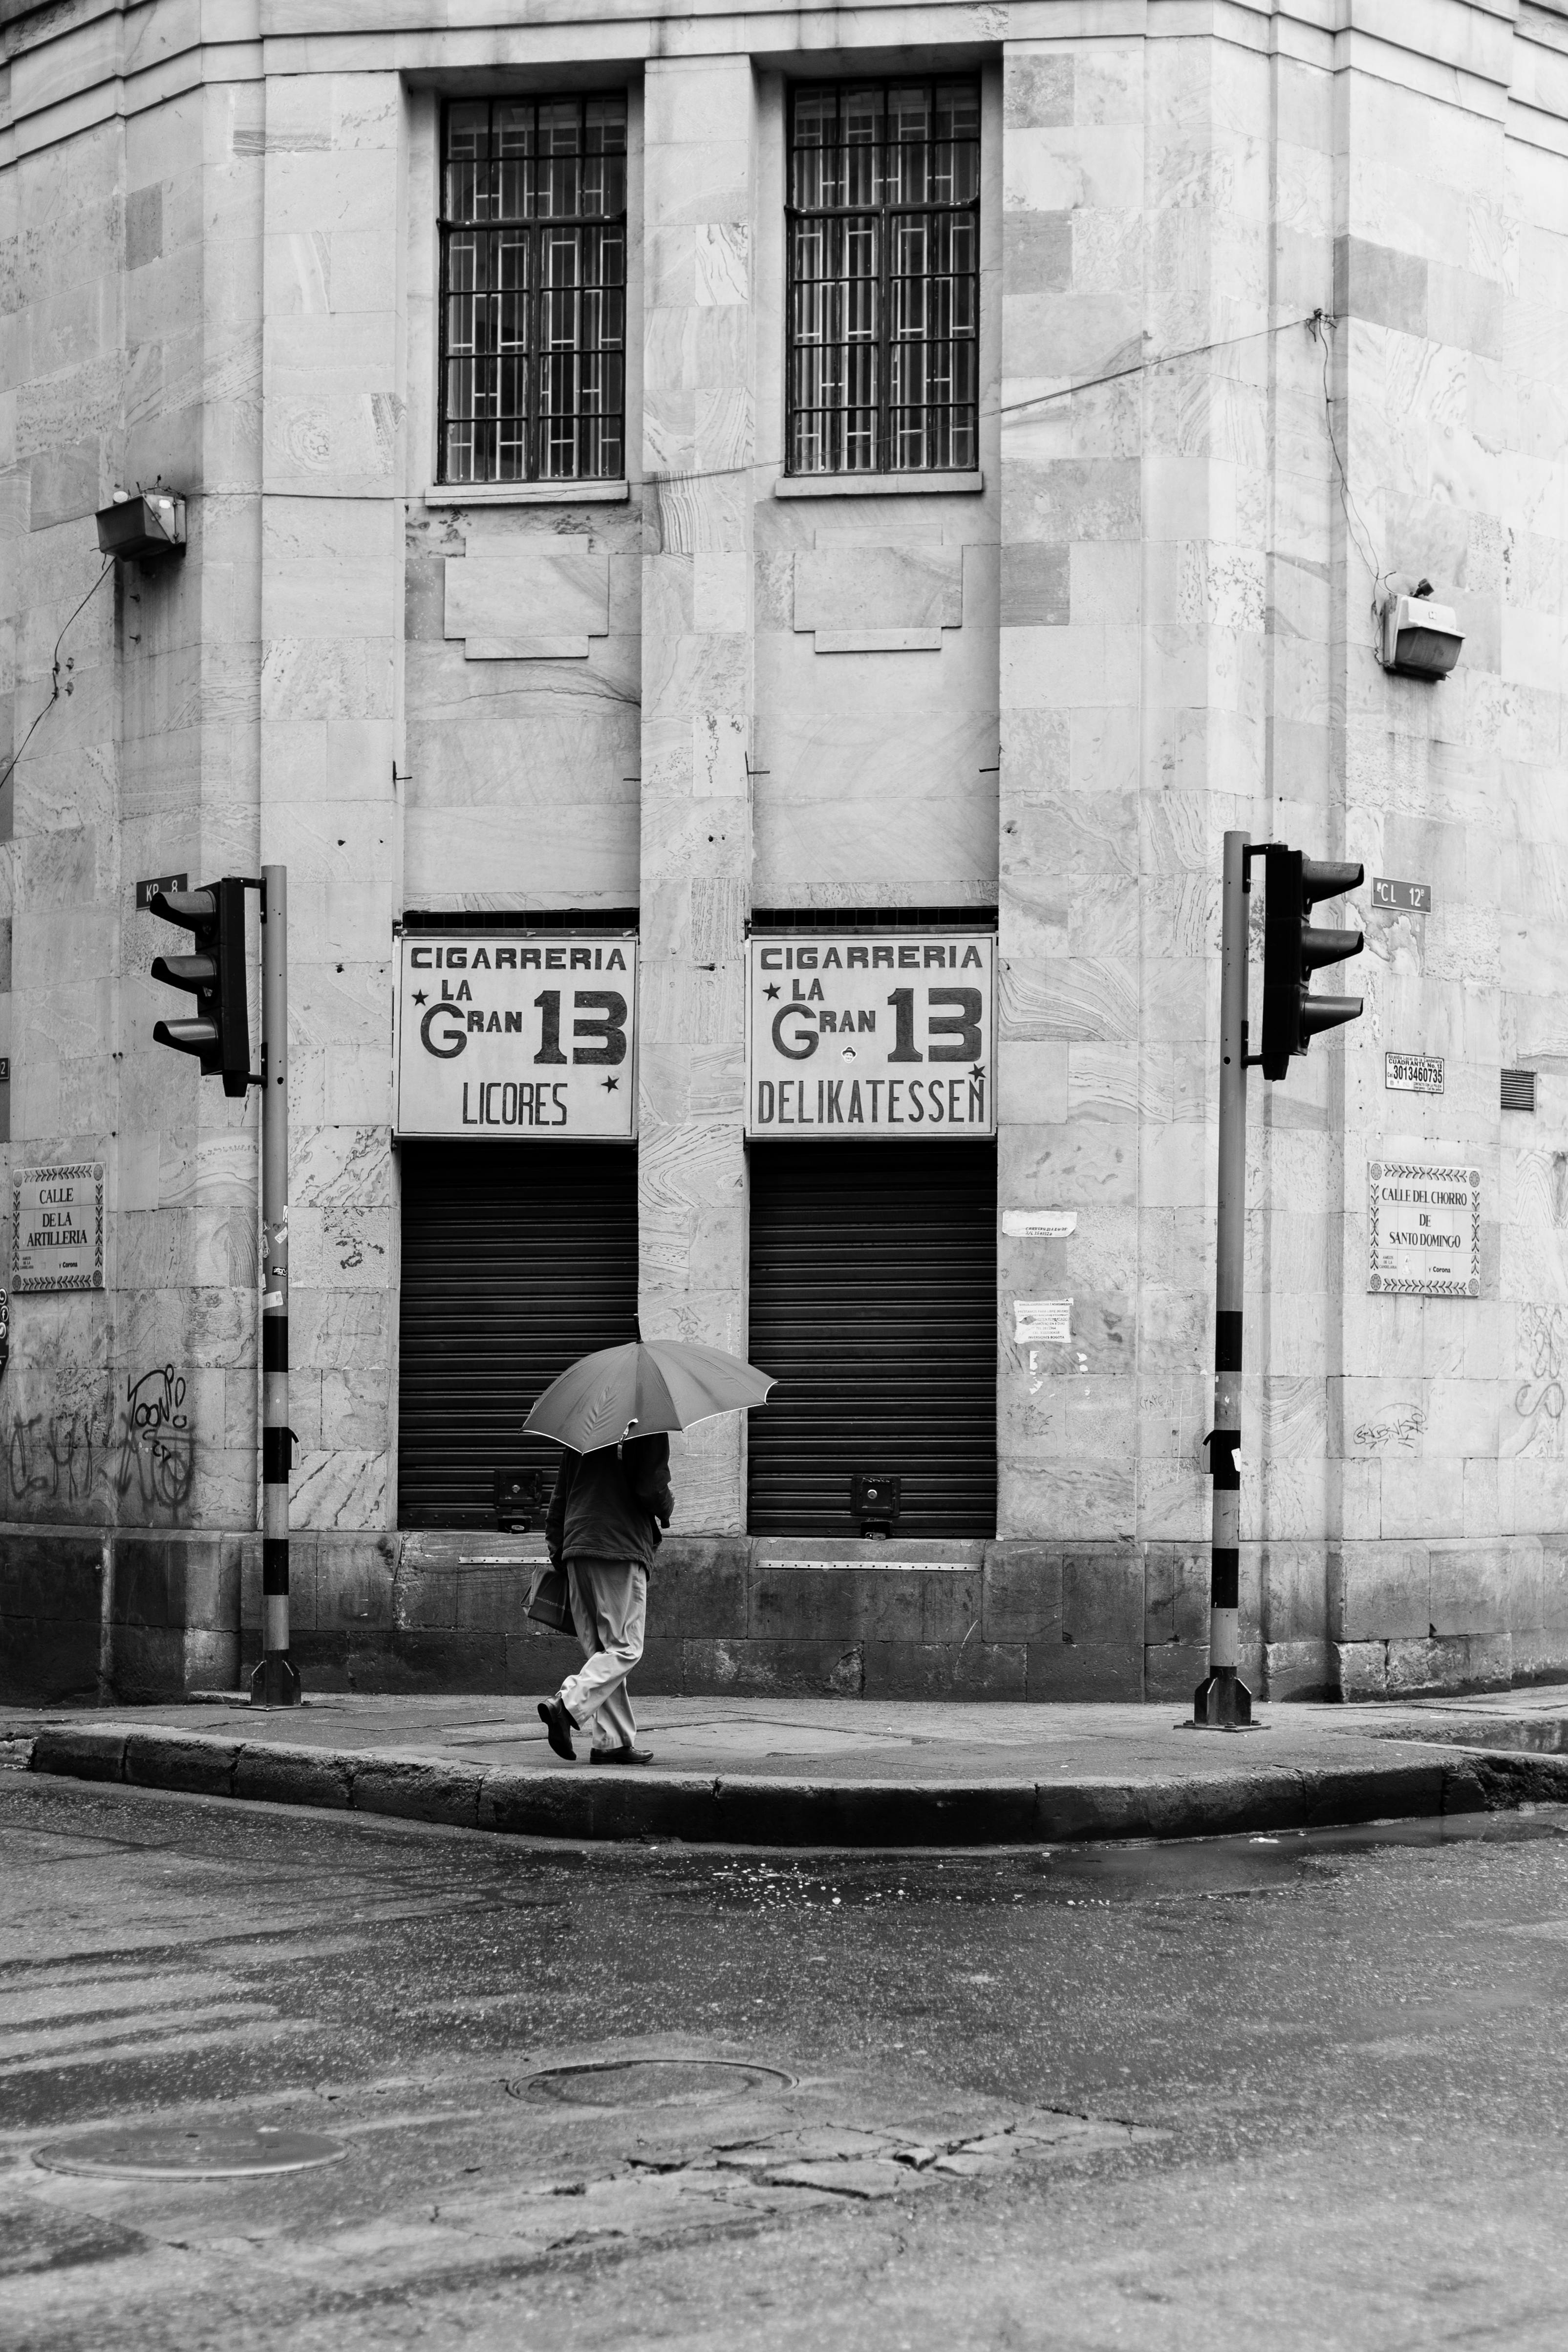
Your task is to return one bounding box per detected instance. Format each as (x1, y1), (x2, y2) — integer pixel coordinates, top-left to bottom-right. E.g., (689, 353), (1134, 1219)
(638, 56), (757, 1535)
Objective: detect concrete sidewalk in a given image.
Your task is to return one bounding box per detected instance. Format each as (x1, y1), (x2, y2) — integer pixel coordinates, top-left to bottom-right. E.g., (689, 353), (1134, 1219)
(7, 1686), (1568, 1846)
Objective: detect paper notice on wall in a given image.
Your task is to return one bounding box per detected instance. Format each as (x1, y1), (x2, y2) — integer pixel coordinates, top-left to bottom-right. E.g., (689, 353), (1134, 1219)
(1014, 1298), (1072, 1344)
(1385, 1051), (1444, 1095)
(1002, 1210), (1077, 1239)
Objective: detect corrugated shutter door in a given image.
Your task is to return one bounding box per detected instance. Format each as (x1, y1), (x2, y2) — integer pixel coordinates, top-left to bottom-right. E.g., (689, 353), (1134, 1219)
(747, 1139), (996, 1538)
(398, 1142), (639, 1528)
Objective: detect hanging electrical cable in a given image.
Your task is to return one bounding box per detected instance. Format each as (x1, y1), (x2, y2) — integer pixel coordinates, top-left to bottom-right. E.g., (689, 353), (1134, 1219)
(1308, 307), (1391, 645)
(0, 557), (114, 802)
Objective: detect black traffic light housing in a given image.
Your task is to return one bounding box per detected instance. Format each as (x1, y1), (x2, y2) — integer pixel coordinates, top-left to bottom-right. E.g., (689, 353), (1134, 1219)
(1259, 848), (1365, 1081)
(149, 878), (251, 1097)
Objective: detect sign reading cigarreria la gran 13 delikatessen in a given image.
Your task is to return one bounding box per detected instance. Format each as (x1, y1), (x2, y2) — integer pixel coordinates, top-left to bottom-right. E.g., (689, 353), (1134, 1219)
(394, 934), (638, 1138)
(746, 933), (996, 1137)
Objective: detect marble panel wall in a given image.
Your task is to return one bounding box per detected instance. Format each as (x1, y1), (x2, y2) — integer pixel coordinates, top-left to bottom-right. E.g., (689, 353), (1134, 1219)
(260, 71), (405, 1534)
(750, 70), (1001, 910)
(2, 82), (267, 1540)
(997, 37), (1147, 1545)
(2, 115), (126, 1534)
(115, 79), (267, 1539)
(398, 86), (643, 916)
(1324, 53), (1568, 1672)
(403, 505), (642, 909)
(638, 54), (756, 1531)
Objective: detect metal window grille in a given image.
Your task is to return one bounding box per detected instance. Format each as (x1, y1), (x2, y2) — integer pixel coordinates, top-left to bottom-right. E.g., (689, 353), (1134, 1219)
(439, 96), (626, 485)
(1502, 1068), (1537, 1111)
(786, 80), (980, 477)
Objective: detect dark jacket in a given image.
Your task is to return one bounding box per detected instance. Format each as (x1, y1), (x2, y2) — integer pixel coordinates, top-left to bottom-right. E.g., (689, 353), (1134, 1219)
(545, 1436), (674, 1572)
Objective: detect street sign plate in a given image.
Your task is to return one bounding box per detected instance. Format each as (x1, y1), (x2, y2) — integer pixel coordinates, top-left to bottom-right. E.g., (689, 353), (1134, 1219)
(136, 872), (188, 908)
(1371, 877), (1432, 913)
(12, 1164), (104, 1293)
(1367, 1160), (1480, 1297)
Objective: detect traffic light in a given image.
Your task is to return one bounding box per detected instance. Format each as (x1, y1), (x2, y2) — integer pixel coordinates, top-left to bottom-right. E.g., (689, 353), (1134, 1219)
(149, 878), (251, 1097)
(1259, 848), (1365, 1081)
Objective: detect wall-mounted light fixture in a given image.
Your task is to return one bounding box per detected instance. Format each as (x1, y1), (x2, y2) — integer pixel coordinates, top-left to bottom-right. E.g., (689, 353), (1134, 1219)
(95, 489), (186, 567)
(1378, 576), (1462, 680)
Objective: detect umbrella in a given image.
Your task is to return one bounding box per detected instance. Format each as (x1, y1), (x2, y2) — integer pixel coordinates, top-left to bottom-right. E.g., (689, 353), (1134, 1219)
(522, 1339), (775, 1454)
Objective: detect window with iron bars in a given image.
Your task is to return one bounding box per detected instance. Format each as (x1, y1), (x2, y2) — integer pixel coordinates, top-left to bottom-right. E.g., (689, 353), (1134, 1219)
(439, 96), (626, 485)
(787, 81), (980, 477)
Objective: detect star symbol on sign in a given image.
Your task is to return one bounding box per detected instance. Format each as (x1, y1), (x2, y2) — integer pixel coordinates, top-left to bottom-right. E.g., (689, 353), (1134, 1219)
(603, 1076), (619, 1090)
(970, 1064), (986, 1083)
(764, 983), (781, 1000)
(412, 990), (428, 1006)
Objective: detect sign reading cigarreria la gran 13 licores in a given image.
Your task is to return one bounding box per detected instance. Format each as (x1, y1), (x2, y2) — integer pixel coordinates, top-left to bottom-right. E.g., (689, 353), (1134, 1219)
(394, 934), (638, 1139)
(746, 932), (996, 1137)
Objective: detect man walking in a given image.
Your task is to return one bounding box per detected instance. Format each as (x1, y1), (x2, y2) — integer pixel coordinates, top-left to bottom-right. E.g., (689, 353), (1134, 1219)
(537, 1430), (674, 1765)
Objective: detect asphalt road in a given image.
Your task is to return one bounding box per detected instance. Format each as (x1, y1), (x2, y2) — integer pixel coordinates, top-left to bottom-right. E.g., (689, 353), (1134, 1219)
(4, 1775), (1568, 2351)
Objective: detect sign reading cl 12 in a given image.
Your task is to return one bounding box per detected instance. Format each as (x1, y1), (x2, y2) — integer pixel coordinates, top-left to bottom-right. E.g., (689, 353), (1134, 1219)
(1371, 877), (1432, 913)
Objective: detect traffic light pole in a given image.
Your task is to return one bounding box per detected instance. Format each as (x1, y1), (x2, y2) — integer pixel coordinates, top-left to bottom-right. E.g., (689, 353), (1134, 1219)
(1194, 830), (1254, 1731)
(251, 863), (300, 1709)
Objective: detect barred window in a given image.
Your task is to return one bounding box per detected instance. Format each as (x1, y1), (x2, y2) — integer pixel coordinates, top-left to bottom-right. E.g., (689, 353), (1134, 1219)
(787, 82), (980, 477)
(439, 96), (626, 485)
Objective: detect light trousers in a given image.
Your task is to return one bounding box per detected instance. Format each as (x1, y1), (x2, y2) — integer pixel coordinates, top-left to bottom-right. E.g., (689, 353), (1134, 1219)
(558, 1557), (647, 1752)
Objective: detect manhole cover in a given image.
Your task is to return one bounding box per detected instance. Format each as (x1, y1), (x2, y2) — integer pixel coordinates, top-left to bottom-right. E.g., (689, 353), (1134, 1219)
(521, 2058), (793, 2109)
(34, 2124), (347, 2181)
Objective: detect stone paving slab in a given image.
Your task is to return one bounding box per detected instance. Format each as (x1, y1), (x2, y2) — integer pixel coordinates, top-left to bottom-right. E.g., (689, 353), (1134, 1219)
(5, 1691), (1568, 1846)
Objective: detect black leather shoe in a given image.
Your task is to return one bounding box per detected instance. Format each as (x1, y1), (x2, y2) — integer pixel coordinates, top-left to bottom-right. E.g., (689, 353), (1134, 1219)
(590, 1744), (654, 1766)
(538, 1697), (577, 1761)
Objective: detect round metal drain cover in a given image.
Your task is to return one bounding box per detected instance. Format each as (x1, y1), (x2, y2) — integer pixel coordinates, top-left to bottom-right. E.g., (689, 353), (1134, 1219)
(35, 2123), (347, 2181)
(523, 2058), (793, 2109)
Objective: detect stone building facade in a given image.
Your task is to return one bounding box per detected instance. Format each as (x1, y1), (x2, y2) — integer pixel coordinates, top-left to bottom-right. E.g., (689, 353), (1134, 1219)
(4, 0), (1568, 1706)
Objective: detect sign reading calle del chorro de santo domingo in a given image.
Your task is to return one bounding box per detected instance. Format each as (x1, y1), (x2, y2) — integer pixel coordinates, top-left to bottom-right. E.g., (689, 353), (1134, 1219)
(746, 933), (997, 1138)
(12, 1164), (105, 1293)
(394, 935), (638, 1139)
(1367, 1160), (1481, 1297)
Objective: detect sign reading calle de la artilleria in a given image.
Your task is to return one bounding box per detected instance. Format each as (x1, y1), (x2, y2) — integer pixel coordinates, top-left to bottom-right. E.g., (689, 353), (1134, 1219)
(393, 934), (638, 1138)
(12, 1164), (105, 1292)
(1367, 1160), (1481, 1297)
(746, 932), (996, 1137)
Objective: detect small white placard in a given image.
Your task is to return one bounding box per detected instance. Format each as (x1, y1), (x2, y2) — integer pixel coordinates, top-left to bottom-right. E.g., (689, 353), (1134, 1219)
(1002, 1209), (1077, 1239)
(1014, 1297), (1072, 1344)
(1367, 1161), (1480, 1297)
(1385, 1051), (1444, 1095)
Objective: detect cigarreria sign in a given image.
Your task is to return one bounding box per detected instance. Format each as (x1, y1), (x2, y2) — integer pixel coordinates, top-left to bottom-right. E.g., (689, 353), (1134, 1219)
(746, 932), (996, 1138)
(394, 934), (638, 1139)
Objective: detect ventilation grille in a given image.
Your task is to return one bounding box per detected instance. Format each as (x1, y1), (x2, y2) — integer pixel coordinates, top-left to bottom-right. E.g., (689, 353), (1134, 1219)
(1501, 1068), (1537, 1112)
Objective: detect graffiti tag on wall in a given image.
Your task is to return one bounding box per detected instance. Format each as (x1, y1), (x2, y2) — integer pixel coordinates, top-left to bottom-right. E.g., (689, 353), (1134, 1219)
(6, 1365), (195, 1521)
(1513, 1304), (1566, 1457)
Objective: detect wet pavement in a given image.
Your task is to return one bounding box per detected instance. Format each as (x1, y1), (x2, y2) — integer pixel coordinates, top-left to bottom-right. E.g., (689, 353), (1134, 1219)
(5, 1775), (1568, 2347)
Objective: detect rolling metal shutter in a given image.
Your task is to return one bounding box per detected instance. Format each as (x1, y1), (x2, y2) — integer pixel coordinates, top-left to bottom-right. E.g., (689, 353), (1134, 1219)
(747, 1139), (996, 1538)
(397, 1141), (639, 1528)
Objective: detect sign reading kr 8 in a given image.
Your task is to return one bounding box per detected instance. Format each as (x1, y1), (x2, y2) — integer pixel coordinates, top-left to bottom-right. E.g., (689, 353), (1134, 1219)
(394, 933), (638, 1138)
(746, 933), (996, 1138)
